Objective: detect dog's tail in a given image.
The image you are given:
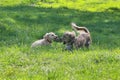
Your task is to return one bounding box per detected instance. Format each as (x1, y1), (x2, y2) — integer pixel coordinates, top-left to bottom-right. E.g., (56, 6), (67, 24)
(71, 22), (90, 33)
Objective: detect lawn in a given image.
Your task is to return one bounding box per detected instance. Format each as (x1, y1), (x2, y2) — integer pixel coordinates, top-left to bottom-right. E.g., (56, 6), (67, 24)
(0, 0), (120, 80)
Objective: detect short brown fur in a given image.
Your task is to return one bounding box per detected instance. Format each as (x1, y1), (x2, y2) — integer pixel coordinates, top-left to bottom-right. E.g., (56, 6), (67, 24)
(71, 23), (92, 49)
(62, 23), (92, 50)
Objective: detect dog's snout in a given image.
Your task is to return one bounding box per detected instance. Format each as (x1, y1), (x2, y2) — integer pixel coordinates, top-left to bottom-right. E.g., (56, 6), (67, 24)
(56, 36), (58, 38)
(54, 36), (58, 39)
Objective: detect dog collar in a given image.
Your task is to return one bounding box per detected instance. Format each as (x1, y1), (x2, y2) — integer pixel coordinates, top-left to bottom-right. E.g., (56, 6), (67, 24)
(47, 39), (52, 43)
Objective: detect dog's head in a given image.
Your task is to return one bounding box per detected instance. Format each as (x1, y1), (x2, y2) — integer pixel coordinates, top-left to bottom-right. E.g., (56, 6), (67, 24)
(62, 31), (76, 44)
(44, 32), (58, 41)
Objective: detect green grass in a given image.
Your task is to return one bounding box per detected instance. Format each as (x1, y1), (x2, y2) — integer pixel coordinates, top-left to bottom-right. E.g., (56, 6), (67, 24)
(0, 0), (120, 80)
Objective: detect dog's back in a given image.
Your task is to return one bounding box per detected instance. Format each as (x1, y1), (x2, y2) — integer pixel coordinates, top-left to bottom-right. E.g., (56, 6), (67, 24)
(31, 39), (49, 47)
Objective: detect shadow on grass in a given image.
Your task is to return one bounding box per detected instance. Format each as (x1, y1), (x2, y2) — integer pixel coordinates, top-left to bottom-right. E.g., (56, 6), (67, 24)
(0, 5), (120, 49)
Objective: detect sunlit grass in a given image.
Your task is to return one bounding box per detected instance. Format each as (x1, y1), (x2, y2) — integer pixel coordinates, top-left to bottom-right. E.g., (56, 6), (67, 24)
(0, 0), (23, 6)
(0, 0), (120, 79)
(1, 0), (120, 12)
(36, 0), (120, 12)
(0, 45), (120, 79)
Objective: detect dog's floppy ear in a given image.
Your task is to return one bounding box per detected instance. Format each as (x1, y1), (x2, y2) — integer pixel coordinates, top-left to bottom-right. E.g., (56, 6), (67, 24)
(43, 33), (49, 39)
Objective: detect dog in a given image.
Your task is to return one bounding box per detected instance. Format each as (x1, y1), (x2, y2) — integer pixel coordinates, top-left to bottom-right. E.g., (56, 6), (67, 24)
(62, 31), (76, 51)
(31, 32), (58, 47)
(71, 22), (92, 49)
(62, 23), (92, 50)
